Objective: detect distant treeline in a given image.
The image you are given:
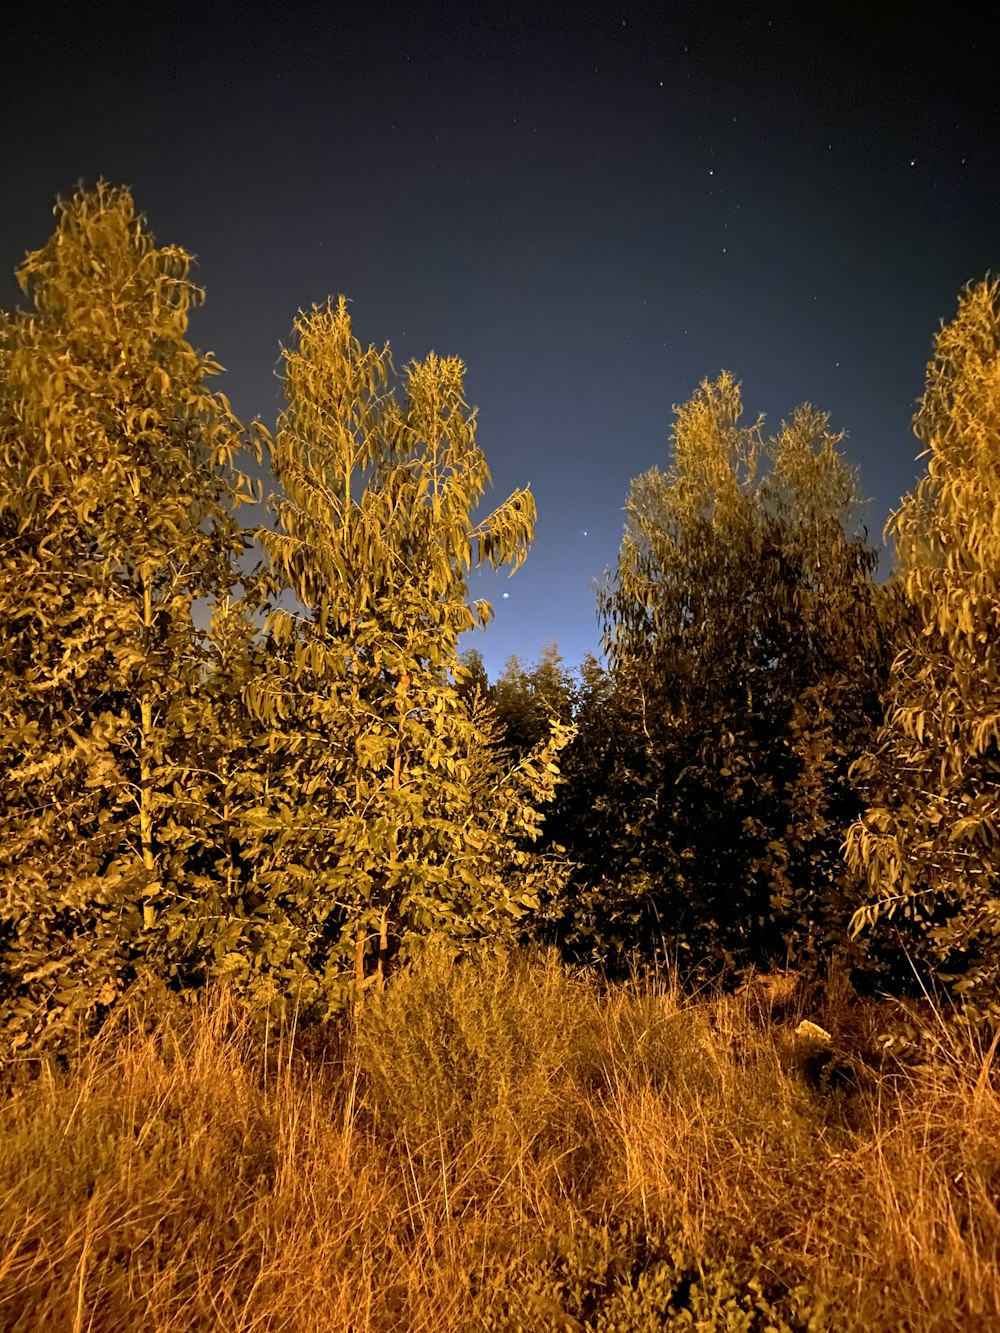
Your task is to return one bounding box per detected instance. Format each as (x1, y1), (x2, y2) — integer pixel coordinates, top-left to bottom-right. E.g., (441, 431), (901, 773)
(2, 183), (998, 1056)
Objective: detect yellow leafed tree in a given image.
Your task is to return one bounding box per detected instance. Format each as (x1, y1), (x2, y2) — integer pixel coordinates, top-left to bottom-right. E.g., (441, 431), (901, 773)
(0, 184), (258, 1055)
(846, 279), (1000, 1012)
(238, 300), (573, 1013)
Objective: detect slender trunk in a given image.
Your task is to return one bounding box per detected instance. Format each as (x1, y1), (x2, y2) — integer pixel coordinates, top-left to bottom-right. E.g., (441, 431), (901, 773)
(376, 907), (389, 992)
(354, 924), (367, 1016)
(377, 676), (408, 992)
(139, 575), (157, 928)
(220, 750), (234, 902)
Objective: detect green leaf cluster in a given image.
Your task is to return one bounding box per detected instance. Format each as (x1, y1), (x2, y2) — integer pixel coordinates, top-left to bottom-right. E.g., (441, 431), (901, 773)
(237, 299), (572, 1012)
(0, 183), (259, 1052)
(0, 186), (570, 1054)
(846, 280), (1000, 1013)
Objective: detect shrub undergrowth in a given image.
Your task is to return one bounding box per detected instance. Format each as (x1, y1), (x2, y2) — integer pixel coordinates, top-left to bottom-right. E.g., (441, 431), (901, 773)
(1, 947), (998, 1331)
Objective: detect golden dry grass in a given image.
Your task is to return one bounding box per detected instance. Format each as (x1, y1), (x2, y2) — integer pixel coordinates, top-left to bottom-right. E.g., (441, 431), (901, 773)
(1, 947), (998, 1331)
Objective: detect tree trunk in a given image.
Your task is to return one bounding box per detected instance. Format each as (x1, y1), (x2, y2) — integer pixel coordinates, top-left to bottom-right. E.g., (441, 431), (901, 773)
(376, 907), (389, 991)
(139, 575), (157, 929)
(354, 923), (367, 1016)
(377, 675), (408, 992)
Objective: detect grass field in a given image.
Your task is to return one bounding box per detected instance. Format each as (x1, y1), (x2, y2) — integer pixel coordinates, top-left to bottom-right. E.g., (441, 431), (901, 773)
(2, 947), (998, 1331)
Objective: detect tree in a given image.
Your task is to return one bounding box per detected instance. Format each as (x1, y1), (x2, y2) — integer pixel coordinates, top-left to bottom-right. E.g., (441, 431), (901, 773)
(0, 184), (257, 1053)
(491, 642), (577, 758)
(530, 653), (649, 967)
(239, 299), (571, 1014)
(576, 373), (893, 975)
(454, 647), (490, 711)
(159, 590), (272, 991)
(758, 406), (903, 971)
(846, 279), (1000, 1012)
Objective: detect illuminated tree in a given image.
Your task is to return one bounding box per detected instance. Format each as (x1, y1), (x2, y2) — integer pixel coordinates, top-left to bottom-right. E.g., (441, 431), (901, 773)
(846, 280), (1000, 1011)
(240, 300), (571, 1012)
(0, 184), (257, 1052)
(161, 590), (272, 989)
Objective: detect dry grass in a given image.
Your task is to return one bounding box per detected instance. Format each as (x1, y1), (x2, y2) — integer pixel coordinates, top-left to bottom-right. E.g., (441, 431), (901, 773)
(1, 947), (998, 1331)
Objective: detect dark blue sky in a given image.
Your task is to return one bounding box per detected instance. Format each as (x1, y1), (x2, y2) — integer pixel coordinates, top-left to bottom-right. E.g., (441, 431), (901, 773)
(3, 2), (997, 678)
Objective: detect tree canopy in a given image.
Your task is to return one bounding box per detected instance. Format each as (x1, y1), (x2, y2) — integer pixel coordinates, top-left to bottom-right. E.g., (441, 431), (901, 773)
(549, 374), (898, 976)
(847, 279), (1000, 1013)
(2, 179), (998, 1050)
(0, 188), (570, 1054)
(0, 183), (258, 1051)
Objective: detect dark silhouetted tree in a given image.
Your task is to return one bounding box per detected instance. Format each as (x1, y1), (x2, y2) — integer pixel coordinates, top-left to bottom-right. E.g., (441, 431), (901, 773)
(563, 373), (896, 975)
(490, 642), (577, 759)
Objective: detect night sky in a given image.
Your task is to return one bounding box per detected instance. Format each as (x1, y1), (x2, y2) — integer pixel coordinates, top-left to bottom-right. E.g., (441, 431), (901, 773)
(2, 2), (997, 679)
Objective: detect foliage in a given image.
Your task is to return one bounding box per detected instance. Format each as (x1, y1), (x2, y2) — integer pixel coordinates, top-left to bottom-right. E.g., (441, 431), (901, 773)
(846, 280), (1000, 1014)
(531, 655), (657, 966)
(237, 299), (573, 1013)
(157, 591), (274, 988)
(0, 186), (574, 1050)
(493, 1217), (834, 1332)
(560, 374), (897, 976)
(489, 640), (579, 758)
(5, 175), (999, 1052)
(0, 183), (258, 1056)
(454, 645), (491, 708)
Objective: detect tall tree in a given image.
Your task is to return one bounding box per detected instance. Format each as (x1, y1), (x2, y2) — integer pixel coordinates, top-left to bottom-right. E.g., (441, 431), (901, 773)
(0, 184), (256, 1053)
(758, 406), (901, 970)
(240, 300), (571, 1013)
(846, 280), (1000, 1012)
(577, 374), (892, 975)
